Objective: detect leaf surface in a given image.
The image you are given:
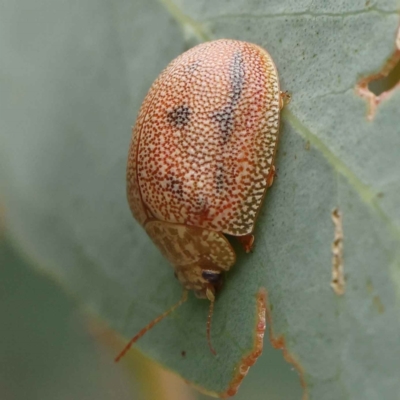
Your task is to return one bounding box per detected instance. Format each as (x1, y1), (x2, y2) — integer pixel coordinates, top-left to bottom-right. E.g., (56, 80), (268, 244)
(1, 0), (400, 398)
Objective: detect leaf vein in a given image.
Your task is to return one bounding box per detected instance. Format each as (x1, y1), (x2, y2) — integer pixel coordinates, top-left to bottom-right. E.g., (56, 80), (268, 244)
(201, 8), (399, 23)
(284, 109), (400, 244)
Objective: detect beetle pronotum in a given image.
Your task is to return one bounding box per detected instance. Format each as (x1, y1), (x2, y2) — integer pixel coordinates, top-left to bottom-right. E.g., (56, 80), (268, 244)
(115, 39), (289, 361)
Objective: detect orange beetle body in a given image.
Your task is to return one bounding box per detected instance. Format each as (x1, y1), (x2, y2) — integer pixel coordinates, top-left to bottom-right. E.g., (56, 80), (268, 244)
(119, 39), (288, 359)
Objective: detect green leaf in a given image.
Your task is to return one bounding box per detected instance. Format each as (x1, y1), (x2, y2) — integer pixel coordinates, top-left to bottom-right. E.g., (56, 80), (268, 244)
(1, 0), (400, 398)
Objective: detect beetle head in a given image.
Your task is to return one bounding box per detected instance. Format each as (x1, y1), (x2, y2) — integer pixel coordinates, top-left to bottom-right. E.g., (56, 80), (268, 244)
(174, 265), (222, 355)
(174, 265), (224, 300)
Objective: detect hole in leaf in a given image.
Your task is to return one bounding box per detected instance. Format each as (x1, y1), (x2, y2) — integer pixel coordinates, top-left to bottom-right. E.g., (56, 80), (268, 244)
(356, 25), (400, 120)
(368, 58), (400, 95)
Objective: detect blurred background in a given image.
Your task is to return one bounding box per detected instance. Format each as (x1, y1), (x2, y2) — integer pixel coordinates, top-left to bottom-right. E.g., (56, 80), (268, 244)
(0, 235), (301, 399)
(2, 0), (399, 399)
(0, 0), (302, 397)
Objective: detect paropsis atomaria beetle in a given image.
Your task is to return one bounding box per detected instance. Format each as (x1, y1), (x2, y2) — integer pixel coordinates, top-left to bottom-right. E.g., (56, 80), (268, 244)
(115, 39), (289, 361)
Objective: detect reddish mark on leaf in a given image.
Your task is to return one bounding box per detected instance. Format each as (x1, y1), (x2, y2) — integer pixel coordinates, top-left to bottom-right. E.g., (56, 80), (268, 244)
(218, 288), (267, 398)
(356, 23), (400, 121)
(264, 291), (309, 400)
(183, 288), (266, 399)
(194, 288), (308, 399)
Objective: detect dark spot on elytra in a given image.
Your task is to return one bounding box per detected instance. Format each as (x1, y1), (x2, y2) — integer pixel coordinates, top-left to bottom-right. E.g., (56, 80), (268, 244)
(195, 194), (208, 212)
(166, 175), (184, 199)
(167, 105), (191, 128)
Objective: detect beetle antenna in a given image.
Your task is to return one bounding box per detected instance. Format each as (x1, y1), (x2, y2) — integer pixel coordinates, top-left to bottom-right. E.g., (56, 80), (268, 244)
(206, 298), (217, 355)
(115, 289), (188, 362)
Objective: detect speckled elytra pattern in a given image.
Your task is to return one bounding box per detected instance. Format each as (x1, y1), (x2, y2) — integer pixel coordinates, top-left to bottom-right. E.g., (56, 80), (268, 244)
(127, 39), (281, 238)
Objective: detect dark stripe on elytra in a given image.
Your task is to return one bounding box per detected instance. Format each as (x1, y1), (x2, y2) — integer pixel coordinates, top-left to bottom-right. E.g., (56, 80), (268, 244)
(211, 51), (245, 145)
(230, 51), (245, 106)
(167, 105), (191, 128)
(212, 51), (245, 194)
(166, 175), (184, 199)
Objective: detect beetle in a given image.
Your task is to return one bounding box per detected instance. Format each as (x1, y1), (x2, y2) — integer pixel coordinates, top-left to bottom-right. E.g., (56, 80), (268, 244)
(115, 39), (289, 362)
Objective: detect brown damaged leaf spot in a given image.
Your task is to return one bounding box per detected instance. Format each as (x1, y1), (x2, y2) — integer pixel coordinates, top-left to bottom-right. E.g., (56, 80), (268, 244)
(189, 288), (267, 398)
(264, 290), (309, 400)
(355, 24), (400, 121)
(219, 288), (267, 398)
(331, 208), (345, 296)
(196, 288), (308, 399)
(84, 288), (303, 399)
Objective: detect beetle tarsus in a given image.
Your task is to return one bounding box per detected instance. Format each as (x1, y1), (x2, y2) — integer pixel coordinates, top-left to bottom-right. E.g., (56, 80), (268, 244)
(267, 165), (276, 188)
(237, 234), (255, 253)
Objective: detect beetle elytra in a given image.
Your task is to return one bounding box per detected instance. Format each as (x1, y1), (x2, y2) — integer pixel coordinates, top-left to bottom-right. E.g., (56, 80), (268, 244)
(115, 39), (289, 362)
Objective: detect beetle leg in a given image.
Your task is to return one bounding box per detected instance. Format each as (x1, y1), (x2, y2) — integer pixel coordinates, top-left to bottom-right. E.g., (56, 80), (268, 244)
(237, 234), (255, 253)
(267, 165), (276, 188)
(279, 91), (291, 110)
